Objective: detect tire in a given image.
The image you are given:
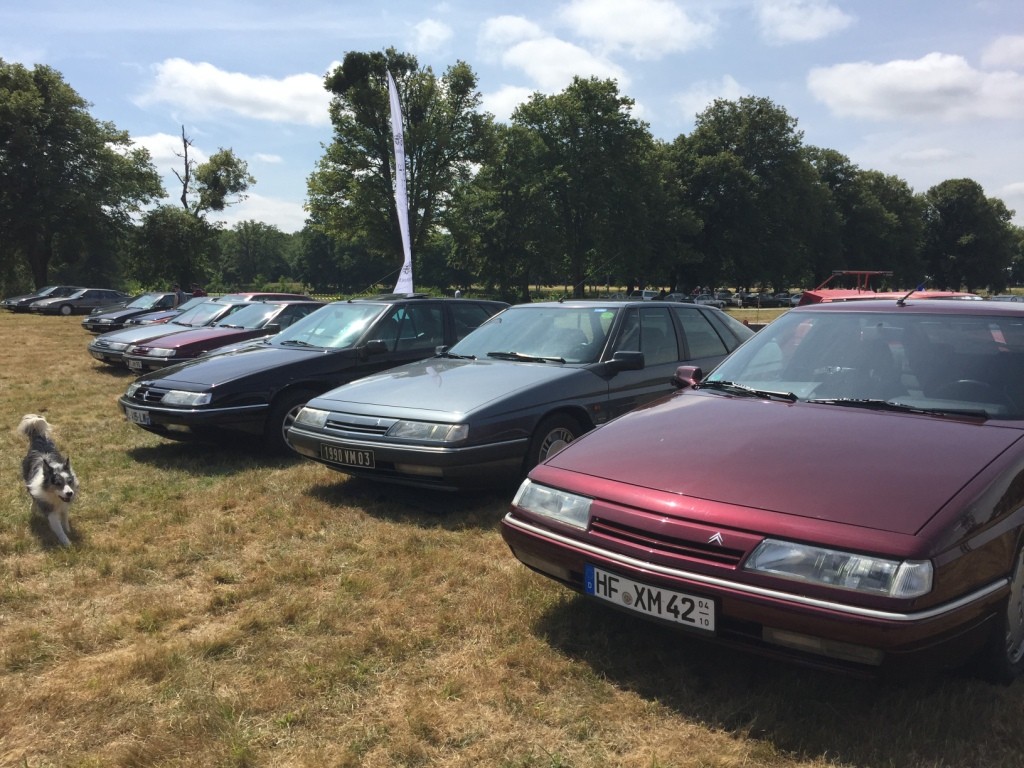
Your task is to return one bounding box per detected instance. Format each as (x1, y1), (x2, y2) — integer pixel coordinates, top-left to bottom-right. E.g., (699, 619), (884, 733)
(264, 389), (316, 455)
(525, 414), (583, 472)
(979, 544), (1024, 684)
(59, 304), (73, 316)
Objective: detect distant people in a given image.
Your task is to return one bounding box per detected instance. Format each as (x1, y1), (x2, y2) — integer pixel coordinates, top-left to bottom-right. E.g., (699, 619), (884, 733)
(172, 284), (187, 305)
(454, 289), (462, 299)
(190, 283), (207, 297)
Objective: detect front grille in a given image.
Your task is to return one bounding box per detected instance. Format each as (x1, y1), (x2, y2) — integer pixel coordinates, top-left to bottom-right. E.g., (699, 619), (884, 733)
(324, 414), (398, 436)
(590, 516), (746, 567)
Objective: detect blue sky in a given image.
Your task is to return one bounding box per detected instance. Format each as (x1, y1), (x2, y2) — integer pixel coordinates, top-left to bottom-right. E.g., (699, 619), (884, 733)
(3, 0), (1022, 233)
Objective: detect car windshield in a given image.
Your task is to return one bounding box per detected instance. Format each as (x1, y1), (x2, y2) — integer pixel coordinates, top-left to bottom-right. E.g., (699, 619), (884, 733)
(270, 302), (385, 349)
(214, 302), (282, 329)
(705, 308), (1024, 419)
(170, 301), (244, 327)
(127, 294), (166, 309)
(174, 297), (207, 312)
(448, 305), (618, 363)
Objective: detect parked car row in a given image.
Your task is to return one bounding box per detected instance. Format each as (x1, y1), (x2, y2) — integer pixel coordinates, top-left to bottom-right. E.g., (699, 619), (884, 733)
(8, 287), (134, 315)
(21, 284), (1024, 683)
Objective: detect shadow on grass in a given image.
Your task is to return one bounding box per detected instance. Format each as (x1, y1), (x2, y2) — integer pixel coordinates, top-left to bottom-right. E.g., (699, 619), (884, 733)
(127, 438), (301, 475)
(306, 476), (513, 531)
(89, 362), (136, 378)
(535, 596), (1024, 766)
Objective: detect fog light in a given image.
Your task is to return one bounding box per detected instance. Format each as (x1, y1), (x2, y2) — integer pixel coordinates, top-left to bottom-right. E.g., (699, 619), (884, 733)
(763, 627), (884, 665)
(394, 464), (444, 477)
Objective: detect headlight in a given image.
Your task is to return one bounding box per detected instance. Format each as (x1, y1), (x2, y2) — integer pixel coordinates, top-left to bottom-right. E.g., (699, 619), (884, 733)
(744, 539), (933, 598)
(104, 341), (129, 351)
(160, 390), (212, 407)
(386, 420), (468, 442)
(125, 382), (141, 397)
(137, 348), (177, 358)
(294, 407), (329, 429)
(512, 479), (592, 530)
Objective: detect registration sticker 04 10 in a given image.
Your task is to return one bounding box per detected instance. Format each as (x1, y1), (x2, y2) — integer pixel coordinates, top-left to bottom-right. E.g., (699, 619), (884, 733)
(585, 564), (715, 633)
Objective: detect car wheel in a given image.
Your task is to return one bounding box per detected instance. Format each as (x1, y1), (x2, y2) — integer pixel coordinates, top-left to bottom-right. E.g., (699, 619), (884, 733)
(979, 544), (1024, 684)
(59, 304), (73, 316)
(264, 389), (316, 454)
(525, 414), (583, 472)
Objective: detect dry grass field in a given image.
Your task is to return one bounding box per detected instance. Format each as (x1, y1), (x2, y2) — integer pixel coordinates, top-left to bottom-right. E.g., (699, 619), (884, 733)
(3, 309), (1024, 767)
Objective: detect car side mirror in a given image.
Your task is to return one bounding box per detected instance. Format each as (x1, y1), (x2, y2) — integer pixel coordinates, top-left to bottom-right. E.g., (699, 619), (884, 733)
(606, 350), (645, 372)
(363, 339), (388, 356)
(262, 323), (281, 334)
(672, 365), (703, 389)
(435, 344), (449, 355)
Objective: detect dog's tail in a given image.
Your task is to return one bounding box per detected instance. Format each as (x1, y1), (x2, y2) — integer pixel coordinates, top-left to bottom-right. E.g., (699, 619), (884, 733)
(17, 413), (52, 443)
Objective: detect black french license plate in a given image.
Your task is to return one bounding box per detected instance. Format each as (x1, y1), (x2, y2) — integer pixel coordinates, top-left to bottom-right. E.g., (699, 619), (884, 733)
(320, 443), (375, 469)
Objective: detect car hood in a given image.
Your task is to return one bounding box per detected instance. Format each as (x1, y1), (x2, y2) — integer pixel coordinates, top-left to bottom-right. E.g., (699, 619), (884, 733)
(136, 327), (255, 350)
(311, 358), (592, 416)
(93, 323), (195, 344)
(545, 392), (1024, 535)
(145, 344), (347, 387)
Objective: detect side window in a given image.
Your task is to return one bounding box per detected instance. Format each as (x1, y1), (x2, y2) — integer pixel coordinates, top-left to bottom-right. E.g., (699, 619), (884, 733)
(275, 304), (316, 330)
(394, 304), (445, 351)
(612, 308), (641, 353)
(639, 306), (679, 365)
(672, 307), (729, 359)
(450, 303), (494, 340)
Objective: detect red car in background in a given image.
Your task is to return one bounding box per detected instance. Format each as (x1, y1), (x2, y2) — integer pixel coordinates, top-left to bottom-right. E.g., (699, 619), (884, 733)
(123, 299), (324, 372)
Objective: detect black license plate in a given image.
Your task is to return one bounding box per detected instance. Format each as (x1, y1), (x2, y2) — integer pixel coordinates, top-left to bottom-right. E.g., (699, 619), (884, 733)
(320, 443), (375, 469)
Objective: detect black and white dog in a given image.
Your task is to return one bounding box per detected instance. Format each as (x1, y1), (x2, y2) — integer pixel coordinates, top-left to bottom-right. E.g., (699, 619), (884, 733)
(18, 414), (79, 546)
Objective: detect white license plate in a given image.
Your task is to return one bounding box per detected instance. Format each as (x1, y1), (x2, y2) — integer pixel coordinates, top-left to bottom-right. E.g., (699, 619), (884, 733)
(125, 407), (151, 425)
(320, 443), (375, 469)
(585, 565), (715, 633)
(127, 359), (144, 370)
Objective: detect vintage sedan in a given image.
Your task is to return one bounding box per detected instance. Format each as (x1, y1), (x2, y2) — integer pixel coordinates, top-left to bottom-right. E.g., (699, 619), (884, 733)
(81, 292), (183, 332)
(286, 301), (754, 490)
(30, 288), (131, 315)
(122, 299), (324, 372)
(2, 285), (82, 312)
(501, 298), (1024, 681)
(88, 298), (253, 365)
(117, 295), (508, 453)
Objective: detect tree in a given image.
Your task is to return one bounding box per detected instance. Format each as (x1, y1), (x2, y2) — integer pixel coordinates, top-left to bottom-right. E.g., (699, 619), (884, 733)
(922, 179), (1017, 291)
(172, 126), (255, 217)
(219, 221), (289, 286)
(681, 96), (819, 291)
(307, 48), (492, 284)
(0, 60), (164, 287)
(130, 205), (220, 288)
(512, 76), (659, 297)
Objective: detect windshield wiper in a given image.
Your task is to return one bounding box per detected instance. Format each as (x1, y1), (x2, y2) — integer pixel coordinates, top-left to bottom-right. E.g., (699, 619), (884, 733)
(278, 339), (317, 348)
(487, 351), (565, 363)
(698, 380), (797, 402)
(805, 398), (989, 418)
(436, 350), (475, 360)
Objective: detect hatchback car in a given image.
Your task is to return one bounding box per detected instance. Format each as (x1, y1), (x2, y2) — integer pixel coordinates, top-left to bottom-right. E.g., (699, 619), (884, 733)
(2, 285), (83, 312)
(88, 298), (254, 365)
(30, 288), (131, 315)
(82, 292), (184, 332)
(501, 298), (1024, 681)
(117, 295), (508, 453)
(286, 301), (754, 490)
(122, 299), (324, 372)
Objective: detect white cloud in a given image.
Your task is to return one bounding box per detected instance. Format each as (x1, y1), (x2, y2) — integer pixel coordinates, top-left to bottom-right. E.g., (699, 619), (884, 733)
(132, 131), (208, 169)
(557, 0), (715, 59)
(254, 153), (283, 164)
(807, 52), (1024, 121)
(756, 0), (854, 44)
(207, 192), (307, 233)
(982, 35), (1024, 69)
(136, 58), (332, 126)
(673, 75), (746, 122)
(412, 19), (453, 54)
(500, 37), (629, 92)
(479, 15), (545, 49)
(481, 85), (536, 122)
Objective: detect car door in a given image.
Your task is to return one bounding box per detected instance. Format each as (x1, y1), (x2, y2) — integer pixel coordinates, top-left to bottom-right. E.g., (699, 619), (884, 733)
(603, 305), (683, 419)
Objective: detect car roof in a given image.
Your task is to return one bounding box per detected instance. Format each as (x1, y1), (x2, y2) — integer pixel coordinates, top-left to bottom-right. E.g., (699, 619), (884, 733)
(508, 300), (715, 309)
(792, 297), (1024, 316)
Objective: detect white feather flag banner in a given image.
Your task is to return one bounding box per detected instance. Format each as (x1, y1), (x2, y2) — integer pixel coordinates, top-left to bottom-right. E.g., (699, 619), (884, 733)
(388, 71), (414, 294)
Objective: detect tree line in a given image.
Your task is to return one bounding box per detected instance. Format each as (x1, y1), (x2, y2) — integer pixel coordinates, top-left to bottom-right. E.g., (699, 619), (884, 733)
(2, 50), (1021, 302)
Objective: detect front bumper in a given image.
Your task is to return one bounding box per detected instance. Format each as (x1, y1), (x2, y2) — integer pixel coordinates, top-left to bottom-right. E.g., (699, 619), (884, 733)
(118, 396), (269, 436)
(287, 424), (527, 491)
(500, 511), (1006, 676)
